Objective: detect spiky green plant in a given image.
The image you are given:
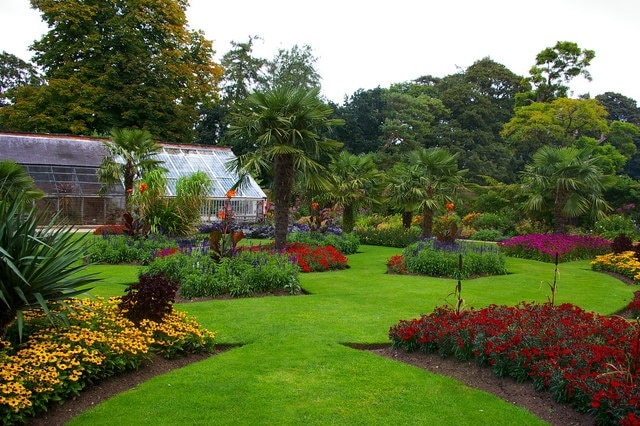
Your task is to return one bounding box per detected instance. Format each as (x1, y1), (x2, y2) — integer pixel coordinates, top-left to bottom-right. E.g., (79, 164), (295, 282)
(0, 195), (99, 339)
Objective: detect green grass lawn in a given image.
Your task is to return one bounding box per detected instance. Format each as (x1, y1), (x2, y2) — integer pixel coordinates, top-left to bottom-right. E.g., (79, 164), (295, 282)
(69, 245), (636, 425)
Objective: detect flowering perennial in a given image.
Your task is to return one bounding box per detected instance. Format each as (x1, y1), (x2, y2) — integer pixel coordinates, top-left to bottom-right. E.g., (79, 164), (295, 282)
(498, 234), (611, 262)
(244, 242), (348, 273)
(0, 298), (215, 424)
(591, 251), (640, 284)
(389, 303), (640, 425)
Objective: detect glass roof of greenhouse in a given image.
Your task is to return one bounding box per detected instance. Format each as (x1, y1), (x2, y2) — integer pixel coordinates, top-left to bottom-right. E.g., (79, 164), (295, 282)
(0, 133), (266, 200)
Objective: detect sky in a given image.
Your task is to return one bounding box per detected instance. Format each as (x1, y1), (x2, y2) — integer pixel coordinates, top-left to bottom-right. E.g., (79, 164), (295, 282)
(1, 0), (639, 104)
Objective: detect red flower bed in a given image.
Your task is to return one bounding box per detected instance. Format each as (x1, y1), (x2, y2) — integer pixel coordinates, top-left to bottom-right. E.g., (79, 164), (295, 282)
(93, 224), (126, 235)
(389, 303), (640, 425)
(243, 242), (348, 272)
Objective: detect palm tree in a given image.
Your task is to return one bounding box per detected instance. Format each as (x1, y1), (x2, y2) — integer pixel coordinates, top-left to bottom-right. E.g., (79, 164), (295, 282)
(383, 162), (424, 229)
(408, 148), (466, 237)
(521, 145), (610, 233)
(0, 160), (44, 203)
(228, 86), (343, 249)
(325, 152), (383, 233)
(97, 128), (166, 210)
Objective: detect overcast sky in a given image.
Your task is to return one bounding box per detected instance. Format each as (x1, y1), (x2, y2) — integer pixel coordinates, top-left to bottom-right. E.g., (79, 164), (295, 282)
(1, 0), (639, 104)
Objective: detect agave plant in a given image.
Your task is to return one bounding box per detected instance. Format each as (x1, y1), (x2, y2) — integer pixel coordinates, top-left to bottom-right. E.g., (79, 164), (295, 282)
(0, 194), (99, 339)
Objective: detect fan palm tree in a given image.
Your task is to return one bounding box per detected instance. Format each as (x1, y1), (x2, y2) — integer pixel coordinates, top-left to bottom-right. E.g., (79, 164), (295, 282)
(0, 160), (44, 203)
(97, 128), (166, 210)
(228, 86), (343, 249)
(408, 148), (467, 237)
(325, 152), (383, 233)
(521, 145), (610, 233)
(383, 162), (424, 229)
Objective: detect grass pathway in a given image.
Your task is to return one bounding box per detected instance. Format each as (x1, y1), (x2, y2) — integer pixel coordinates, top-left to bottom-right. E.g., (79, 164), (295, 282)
(68, 245), (635, 425)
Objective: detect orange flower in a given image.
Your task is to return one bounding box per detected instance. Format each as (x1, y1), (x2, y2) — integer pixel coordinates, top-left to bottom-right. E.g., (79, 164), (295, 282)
(217, 211), (226, 219)
(445, 203), (455, 212)
(311, 202), (319, 210)
(225, 189), (237, 198)
(138, 183), (148, 192)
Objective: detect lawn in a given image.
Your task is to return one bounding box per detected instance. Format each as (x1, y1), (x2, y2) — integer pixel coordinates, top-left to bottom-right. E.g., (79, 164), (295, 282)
(68, 245), (636, 425)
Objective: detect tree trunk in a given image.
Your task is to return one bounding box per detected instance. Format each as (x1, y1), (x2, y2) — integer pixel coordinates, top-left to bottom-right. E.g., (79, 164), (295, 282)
(554, 190), (569, 234)
(401, 211), (413, 229)
(342, 204), (355, 233)
(421, 207), (434, 238)
(273, 154), (295, 250)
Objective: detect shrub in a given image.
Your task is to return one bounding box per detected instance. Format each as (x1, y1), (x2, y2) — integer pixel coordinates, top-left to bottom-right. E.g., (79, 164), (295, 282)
(469, 229), (506, 242)
(389, 303), (640, 425)
(93, 224), (125, 235)
(498, 234), (611, 263)
(87, 234), (177, 265)
(401, 239), (507, 279)
(119, 272), (179, 325)
(611, 233), (634, 254)
(386, 254), (407, 274)
(593, 214), (638, 240)
(354, 226), (421, 248)
(215, 251), (301, 297)
(143, 250), (218, 299)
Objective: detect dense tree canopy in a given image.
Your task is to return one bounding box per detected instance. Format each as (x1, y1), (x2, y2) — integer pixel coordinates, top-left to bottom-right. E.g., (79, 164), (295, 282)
(0, 52), (41, 107)
(0, 0), (222, 142)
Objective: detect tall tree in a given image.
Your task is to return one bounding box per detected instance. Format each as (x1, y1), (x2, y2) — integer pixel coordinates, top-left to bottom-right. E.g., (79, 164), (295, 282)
(333, 87), (386, 154)
(228, 86), (343, 250)
(97, 128), (166, 210)
(407, 148), (466, 237)
(0, 0), (222, 142)
(264, 44), (321, 90)
(595, 92), (640, 125)
(520, 145), (609, 233)
(523, 41), (595, 103)
(0, 52), (41, 107)
(325, 152), (383, 233)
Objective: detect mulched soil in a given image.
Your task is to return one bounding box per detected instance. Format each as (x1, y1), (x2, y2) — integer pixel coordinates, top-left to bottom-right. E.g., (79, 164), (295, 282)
(30, 344), (596, 426)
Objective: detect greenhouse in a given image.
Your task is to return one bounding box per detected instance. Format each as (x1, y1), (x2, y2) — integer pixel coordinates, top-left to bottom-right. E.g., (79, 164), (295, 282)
(0, 132), (267, 224)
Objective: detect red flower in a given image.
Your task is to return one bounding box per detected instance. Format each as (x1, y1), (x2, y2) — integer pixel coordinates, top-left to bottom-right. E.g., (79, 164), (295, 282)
(225, 189), (236, 198)
(138, 182), (148, 192)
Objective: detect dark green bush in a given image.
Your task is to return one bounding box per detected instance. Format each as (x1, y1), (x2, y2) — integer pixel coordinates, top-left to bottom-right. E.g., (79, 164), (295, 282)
(470, 229), (506, 242)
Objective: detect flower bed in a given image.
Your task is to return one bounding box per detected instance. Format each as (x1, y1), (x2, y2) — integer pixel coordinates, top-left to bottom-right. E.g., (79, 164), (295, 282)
(244, 242), (348, 273)
(591, 251), (640, 284)
(498, 234), (611, 262)
(0, 298), (215, 424)
(389, 303), (640, 425)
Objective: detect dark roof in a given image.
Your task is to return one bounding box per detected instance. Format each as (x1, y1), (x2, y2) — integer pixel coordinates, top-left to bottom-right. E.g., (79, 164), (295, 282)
(0, 133), (108, 167)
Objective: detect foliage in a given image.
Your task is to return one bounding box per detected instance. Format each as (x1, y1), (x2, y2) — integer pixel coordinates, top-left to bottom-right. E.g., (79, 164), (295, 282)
(97, 128), (166, 209)
(0, 160), (44, 203)
(525, 41), (595, 103)
(389, 302), (640, 425)
(287, 230), (360, 255)
(401, 239), (507, 279)
(228, 86), (344, 250)
(627, 291), (640, 318)
(92, 224), (126, 236)
(0, 52), (42, 107)
(591, 251), (640, 283)
(132, 169), (211, 237)
(593, 215), (638, 240)
(611, 234), (635, 254)
(0, 297), (215, 424)
(386, 254), (407, 274)
(0, 194), (98, 339)
(87, 234), (177, 265)
(470, 229), (506, 242)
(520, 145), (610, 233)
(432, 212), (461, 244)
(1, 0), (222, 141)
(119, 272), (179, 325)
(498, 234), (611, 262)
(143, 249), (217, 299)
(353, 225), (421, 248)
